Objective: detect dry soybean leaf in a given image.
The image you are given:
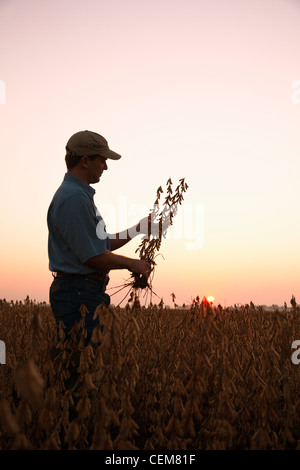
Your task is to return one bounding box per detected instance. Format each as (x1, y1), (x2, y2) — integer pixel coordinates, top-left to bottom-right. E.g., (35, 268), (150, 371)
(0, 398), (19, 436)
(15, 358), (44, 407)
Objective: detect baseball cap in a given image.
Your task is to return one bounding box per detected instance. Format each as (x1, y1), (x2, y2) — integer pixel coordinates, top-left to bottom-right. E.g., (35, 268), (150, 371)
(66, 130), (122, 160)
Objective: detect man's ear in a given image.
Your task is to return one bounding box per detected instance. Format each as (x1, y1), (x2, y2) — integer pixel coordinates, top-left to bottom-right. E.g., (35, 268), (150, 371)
(80, 156), (89, 168)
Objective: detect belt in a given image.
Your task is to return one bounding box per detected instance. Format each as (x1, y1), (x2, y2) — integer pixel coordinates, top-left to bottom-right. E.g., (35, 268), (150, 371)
(54, 271), (110, 287)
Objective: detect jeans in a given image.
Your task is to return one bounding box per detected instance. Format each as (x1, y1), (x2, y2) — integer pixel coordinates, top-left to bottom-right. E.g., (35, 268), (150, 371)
(49, 276), (110, 345)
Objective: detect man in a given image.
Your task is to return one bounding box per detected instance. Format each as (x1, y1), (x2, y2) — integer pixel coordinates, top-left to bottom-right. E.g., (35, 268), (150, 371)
(47, 130), (151, 345)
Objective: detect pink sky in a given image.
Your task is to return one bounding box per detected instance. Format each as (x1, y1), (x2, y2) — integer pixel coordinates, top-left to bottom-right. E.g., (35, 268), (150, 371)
(1, 0), (300, 307)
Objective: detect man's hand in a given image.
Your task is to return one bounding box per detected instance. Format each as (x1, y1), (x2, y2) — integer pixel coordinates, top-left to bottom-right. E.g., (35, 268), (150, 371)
(130, 259), (152, 279)
(137, 214), (161, 239)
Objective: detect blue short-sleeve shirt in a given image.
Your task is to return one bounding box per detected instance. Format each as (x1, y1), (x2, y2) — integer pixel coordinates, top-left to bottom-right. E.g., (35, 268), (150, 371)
(47, 173), (110, 274)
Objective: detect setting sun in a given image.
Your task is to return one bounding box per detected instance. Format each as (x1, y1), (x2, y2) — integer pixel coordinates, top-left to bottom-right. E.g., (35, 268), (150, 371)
(207, 296), (214, 304)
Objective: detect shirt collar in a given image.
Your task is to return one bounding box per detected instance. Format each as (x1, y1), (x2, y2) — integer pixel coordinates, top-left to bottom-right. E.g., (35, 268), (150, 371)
(63, 173), (95, 197)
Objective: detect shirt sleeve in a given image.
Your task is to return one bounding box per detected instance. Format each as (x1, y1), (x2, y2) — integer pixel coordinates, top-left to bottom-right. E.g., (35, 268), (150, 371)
(54, 192), (109, 263)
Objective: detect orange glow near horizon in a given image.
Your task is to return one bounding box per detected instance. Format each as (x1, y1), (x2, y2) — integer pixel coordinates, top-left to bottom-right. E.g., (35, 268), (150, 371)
(207, 296), (214, 304)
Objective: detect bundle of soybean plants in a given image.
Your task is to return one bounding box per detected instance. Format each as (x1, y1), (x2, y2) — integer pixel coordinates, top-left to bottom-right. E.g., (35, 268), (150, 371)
(112, 178), (189, 305)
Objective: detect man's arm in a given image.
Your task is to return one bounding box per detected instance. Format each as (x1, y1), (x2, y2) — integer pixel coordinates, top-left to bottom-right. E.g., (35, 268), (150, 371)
(108, 216), (153, 251)
(86, 249), (151, 277)
(108, 224), (140, 251)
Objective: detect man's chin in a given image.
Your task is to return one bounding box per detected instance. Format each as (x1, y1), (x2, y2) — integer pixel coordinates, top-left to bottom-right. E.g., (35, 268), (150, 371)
(90, 176), (101, 184)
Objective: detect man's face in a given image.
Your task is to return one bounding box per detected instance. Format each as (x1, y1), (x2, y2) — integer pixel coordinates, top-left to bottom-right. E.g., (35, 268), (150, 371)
(87, 155), (108, 184)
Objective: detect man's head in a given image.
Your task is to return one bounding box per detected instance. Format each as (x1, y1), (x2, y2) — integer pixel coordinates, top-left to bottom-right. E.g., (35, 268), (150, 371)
(65, 130), (121, 184)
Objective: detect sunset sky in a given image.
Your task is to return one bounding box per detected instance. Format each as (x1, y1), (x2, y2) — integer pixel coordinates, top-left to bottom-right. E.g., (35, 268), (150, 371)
(1, 0), (300, 307)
